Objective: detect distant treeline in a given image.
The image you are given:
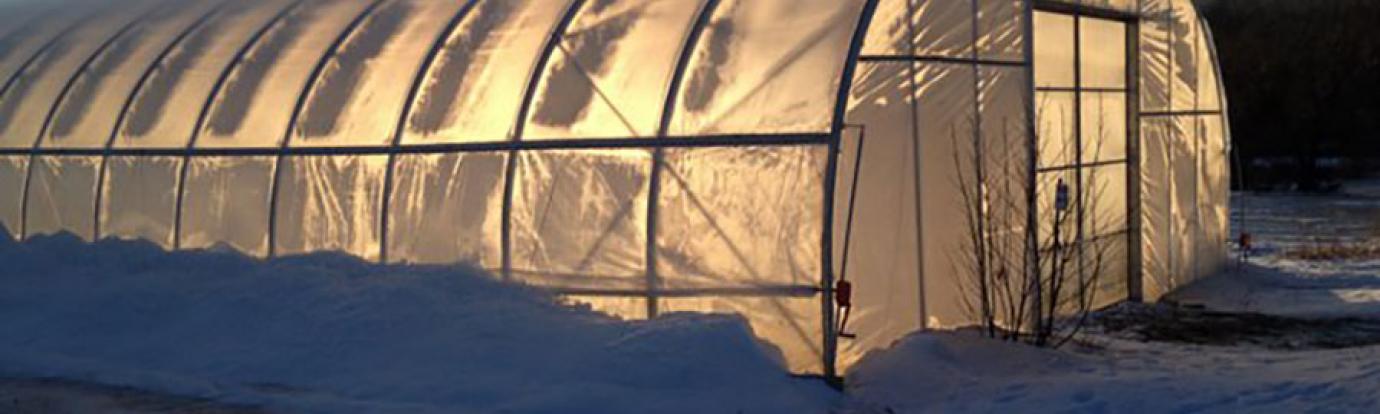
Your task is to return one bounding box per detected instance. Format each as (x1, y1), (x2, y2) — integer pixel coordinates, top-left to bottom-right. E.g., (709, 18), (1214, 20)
(1198, 0), (1380, 191)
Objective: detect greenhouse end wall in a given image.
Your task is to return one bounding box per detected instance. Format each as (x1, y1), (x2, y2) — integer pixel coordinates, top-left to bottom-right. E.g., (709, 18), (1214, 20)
(0, 0), (1229, 377)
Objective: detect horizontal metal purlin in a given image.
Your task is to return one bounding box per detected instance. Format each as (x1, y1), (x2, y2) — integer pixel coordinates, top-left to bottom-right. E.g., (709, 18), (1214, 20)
(1139, 110), (1224, 118)
(1037, 159), (1129, 173)
(1032, 0), (1138, 22)
(1036, 87), (1129, 93)
(858, 54), (1027, 67)
(0, 133), (832, 157)
(550, 285), (822, 298)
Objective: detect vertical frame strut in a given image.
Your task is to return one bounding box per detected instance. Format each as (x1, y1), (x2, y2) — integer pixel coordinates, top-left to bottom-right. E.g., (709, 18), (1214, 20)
(173, 0), (304, 251)
(824, 0), (881, 380)
(267, 0), (388, 258)
(501, 0), (589, 281)
(97, 0), (232, 242)
(21, 2), (167, 241)
(377, 0), (484, 264)
(646, 0), (723, 319)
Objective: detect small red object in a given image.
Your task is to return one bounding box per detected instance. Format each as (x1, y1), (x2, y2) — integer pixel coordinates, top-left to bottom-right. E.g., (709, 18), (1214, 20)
(835, 280), (853, 308)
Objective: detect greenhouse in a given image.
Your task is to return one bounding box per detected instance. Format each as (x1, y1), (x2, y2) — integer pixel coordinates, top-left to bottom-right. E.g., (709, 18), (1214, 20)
(0, 0), (1229, 377)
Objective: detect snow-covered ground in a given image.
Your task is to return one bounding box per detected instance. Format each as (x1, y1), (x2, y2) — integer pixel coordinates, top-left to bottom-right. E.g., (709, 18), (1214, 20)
(4, 190), (1380, 413)
(848, 190), (1380, 413)
(0, 232), (838, 413)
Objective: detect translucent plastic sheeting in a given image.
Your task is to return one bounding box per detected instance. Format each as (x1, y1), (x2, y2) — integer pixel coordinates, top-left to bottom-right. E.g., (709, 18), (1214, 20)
(1078, 17), (1126, 89)
(43, 1), (220, 149)
(524, 0), (706, 139)
(1196, 21), (1222, 112)
(1140, 118), (1172, 299)
(0, 2), (99, 116)
(837, 61), (923, 370)
(1197, 115), (1228, 277)
(24, 156), (100, 240)
(1034, 11), (1074, 88)
(274, 155), (388, 261)
(510, 149), (650, 287)
(402, 0), (577, 145)
(1088, 234), (1128, 311)
(0, 0), (161, 149)
(913, 62), (976, 327)
(669, 0), (865, 135)
(1170, 116), (1197, 285)
(1138, 2), (1172, 113)
(979, 65), (1033, 323)
(862, 0), (973, 58)
(101, 156), (181, 248)
(0, 156), (26, 238)
(1036, 91), (1076, 168)
(655, 145), (825, 291)
(978, 0), (1023, 61)
(1081, 92), (1127, 161)
(1170, 3), (1200, 112)
(116, 0), (297, 149)
(179, 156), (275, 257)
(386, 152), (506, 266)
(197, 0), (372, 148)
(1084, 164), (1128, 237)
(662, 296), (823, 374)
(292, 0), (470, 148)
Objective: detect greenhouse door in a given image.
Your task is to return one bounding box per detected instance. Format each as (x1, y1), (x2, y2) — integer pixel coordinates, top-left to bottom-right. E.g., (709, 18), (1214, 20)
(1033, 7), (1136, 309)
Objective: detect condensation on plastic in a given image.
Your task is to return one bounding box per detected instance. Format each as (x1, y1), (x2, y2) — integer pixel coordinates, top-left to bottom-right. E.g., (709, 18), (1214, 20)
(116, 0), (296, 149)
(510, 149), (649, 286)
(401, 0), (577, 145)
(386, 152), (506, 266)
(100, 156), (180, 248)
(291, 0), (468, 148)
(524, 0), (706, 140)
(669, 0), (865, 135)
(179, 156), (275, 257)
(662, 296), (823, 374)
(1034, 11), (1073, 88)
(837, 61), (923, 371)
(273, 155), (388, 261)
(24, 156), (100, 240)
(0, 156), (27, 238)
(43, 1), (220, 149)
(0, 0), (160, 149)
(196, 0), (372, 149)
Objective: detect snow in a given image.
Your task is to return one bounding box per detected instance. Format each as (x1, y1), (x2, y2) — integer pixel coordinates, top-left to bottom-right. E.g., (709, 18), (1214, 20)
(5, 190), (1380, 413)
(0, 231), (838, 413)
(848, 191), (1380, 413)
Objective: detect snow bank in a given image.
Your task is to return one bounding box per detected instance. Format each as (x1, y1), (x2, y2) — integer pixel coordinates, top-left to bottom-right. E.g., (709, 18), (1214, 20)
(0, 233), (838, 413)
(849, 331), (1380, 413)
